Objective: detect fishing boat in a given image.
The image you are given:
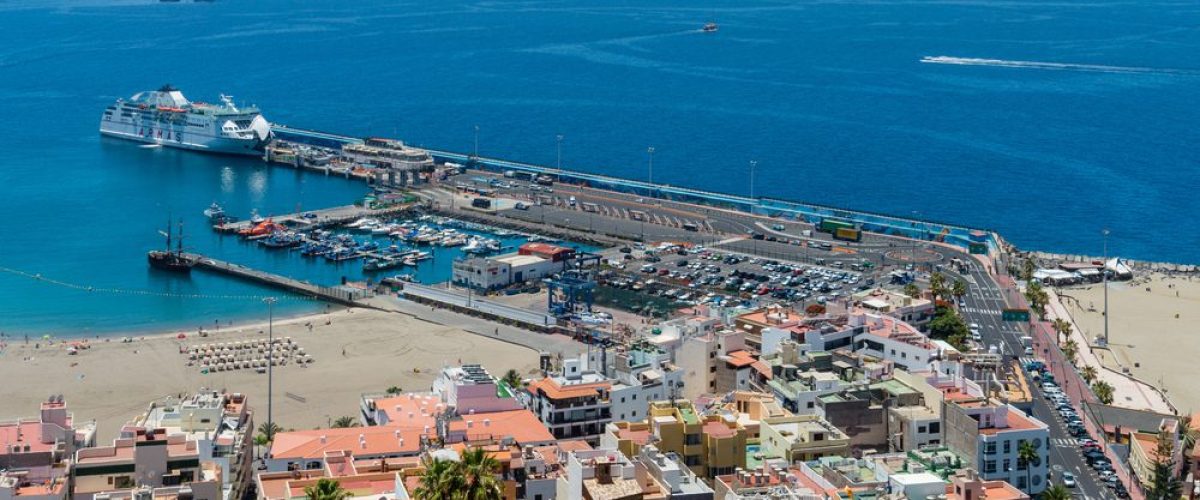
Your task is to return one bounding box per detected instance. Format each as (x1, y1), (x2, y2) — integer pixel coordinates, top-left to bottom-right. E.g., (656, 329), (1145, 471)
(203, 202), (225, 218)
(363, 257), (405, 272)
(148, 217), (194, 272)
(259, 232), (301, 249)
(324, 248), (361, 262)
(238, 220), (286, 238)
(702, 22), (718, 32)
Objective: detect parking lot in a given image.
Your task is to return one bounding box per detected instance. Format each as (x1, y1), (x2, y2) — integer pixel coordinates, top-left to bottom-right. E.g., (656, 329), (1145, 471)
(594, 240), (882, 313)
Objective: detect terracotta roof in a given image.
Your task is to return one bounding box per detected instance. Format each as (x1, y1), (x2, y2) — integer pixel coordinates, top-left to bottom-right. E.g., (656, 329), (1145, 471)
(270, 427), (424, 460)
(449, 410), (556, 445)
(725, 350), (757, 368)
(527, 377), (610, 401)
(703, 421), (736, 439)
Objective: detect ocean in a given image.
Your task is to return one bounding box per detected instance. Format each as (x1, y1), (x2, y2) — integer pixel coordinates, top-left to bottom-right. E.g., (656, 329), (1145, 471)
(1, 0), (1198, 335)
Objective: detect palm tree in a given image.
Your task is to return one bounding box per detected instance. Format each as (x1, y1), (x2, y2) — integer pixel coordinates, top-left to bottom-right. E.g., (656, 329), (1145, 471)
(1021, 258), (1036, 281)
(930, 272), (947, 301)
(1052, 318), (1072, 345)
(1081, 365), (1098, 384)
(1042, 483), (1071, 500)
(258, 421), (282, 441)
(460, 448), (503, 500)
(1017, 440), (1039, 493)
(501, 369), (522, 389)
(331, 416), (358, 428)
(903, 283), (921, 299)
(1093, 380), (1115, 404)
(414, 457), (467, 500)
(1025, 280), (1049, 319)
(386, 385), (403, 395)
(1061, 339), (1079, 364)
(304, 478), (351, 500)
(952, 279), (968, 304)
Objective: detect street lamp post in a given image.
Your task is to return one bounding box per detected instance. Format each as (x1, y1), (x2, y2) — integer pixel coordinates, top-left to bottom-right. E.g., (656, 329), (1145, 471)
(1102, 228), (1110, 345)
(473, 125), (480, 159)
(749, 160), (757, 199)
(556, 134), (563, 179)
(646, 147), (655, 187)
(263, 296), (277, 437)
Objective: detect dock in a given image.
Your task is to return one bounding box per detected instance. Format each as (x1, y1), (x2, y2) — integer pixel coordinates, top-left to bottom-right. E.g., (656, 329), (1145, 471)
(184, 252), (372, 306)
(213, 202), (418, 234)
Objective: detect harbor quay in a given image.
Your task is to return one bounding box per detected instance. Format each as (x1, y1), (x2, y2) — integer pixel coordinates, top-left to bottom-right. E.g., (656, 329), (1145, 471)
(7, 127), (1192, 499)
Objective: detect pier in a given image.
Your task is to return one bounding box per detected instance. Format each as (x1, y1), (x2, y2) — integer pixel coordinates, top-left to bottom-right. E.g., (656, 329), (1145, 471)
(184, 252), (371, 306)
(213, 202), (417, 234)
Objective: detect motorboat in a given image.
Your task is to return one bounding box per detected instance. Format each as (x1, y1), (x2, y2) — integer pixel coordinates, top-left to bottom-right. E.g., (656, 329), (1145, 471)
(203, 202), (225, 218)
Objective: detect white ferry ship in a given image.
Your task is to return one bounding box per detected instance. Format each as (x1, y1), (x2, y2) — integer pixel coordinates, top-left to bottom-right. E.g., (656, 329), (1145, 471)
(99, 85), (271, 155)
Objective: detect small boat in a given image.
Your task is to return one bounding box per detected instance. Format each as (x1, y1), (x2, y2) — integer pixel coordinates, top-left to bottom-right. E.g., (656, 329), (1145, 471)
(702, 22), (718, 32)
(203, 202), (225, 219)
(249, 209), (265, 224)
(238, 220), (286, 238)
(259, 232), (302, 249)
(363, 257), (405, 272)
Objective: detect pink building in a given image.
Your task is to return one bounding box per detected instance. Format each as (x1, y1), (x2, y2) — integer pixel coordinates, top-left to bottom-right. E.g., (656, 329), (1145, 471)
(0, 396), (95, 500)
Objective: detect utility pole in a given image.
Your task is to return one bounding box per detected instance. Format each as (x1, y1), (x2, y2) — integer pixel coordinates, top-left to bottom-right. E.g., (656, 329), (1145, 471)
(263, 296), (277, 438)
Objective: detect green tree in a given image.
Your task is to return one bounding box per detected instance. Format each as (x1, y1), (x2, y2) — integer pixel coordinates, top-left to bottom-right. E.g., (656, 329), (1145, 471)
(930, 272), (947, 301)
(1081, 365), (1097, 384)
(903, 283), (921, 299)
(1017, 440), (1039, 493)
(502, 369), (523, 389)
(460, 447), (504, 500)
(414, 457), (467, 500)
(951, 279), (968, 304)
(331, 416), (358, 428)
(304, 478), (351, 500)
(1024, 280), (1049, 319)
(386, 385), (403, 395)
(1021, 257), (1036, 281)
(1147, 426), (1182, 500)
(1052, 318), (1072, 345)
(1093, 380), (1115, 404)
(258, 422), (282, 441)
(1042, 483), (1071, 500)
(929, 306), (970, 351)
(1062, 339), (1079, 364)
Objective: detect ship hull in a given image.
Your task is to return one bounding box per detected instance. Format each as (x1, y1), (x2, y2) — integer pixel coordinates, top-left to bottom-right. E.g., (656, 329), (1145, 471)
(148, 251), (194, 272)
(100, 120), (267, 156)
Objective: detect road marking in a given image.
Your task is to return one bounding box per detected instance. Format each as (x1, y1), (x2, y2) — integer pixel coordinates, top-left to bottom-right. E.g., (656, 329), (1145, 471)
(1053, 438), (1080, 447)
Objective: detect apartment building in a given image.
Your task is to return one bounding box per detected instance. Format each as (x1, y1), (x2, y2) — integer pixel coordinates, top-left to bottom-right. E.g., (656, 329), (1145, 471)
(73, 427), (221, 500)
(0, 396), (96, 500)
(759, 415), (851, 463)
(943, 398), (1049, 495)
(602, 400), (747, 478)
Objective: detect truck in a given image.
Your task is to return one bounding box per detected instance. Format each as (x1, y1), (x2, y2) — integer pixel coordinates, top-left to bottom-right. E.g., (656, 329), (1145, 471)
(833, 227), (862, 242)
(818, 218), (855, 234)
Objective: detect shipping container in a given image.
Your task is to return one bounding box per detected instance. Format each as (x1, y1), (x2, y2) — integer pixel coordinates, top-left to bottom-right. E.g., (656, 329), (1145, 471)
(471, 197), (492, 209)
(818, 218), (855, 233)
(833, 227), (862, 242)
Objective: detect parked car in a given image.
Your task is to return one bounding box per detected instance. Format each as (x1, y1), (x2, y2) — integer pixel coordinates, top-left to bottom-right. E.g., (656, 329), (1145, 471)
(1062, 472), (1077, 488)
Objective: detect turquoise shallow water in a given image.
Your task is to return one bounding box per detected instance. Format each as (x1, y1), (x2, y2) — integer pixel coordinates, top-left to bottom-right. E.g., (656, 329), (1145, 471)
(1, 0), (1198, 334)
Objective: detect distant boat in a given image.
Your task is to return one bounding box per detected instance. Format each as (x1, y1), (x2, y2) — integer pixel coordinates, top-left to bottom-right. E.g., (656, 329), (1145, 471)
(203, 202), (225, 219)
(702, 22), (718, 32)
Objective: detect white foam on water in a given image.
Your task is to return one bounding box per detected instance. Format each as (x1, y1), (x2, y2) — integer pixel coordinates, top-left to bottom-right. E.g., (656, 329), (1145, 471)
(920, 55), (1200, 76)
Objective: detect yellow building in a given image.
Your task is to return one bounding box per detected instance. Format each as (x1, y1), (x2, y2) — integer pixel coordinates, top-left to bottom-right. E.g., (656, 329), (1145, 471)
(601, 400), (747, 478)
(760, 415), (850, 462)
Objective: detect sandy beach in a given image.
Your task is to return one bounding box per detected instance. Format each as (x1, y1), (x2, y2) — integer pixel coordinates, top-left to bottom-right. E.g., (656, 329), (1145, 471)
(1060, 272), (1200, 414)
(0, 307), (552, 441)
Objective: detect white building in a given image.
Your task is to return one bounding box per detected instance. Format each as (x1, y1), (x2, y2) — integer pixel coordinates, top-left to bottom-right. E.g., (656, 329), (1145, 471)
(944, 398), (1050, 495)
(431, 364), (524, 415)
(452, 253), (562, 291)
(850, 310), (954, 372)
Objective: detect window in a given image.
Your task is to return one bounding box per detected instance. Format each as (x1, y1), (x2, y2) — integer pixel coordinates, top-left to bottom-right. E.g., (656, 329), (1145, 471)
(901, 352), (907, 359)
(983, 460), (996, 474)
(984, 442), (996, 454)
(621, 397), (626, 403)
(807, 401), (815, 409)
(918, 425), (926, 433)
(632, 394), (637, 400)
(928, 422), (940, 433)
(1002, 459), (1010, 472)
(1003, 440), (1011, 454)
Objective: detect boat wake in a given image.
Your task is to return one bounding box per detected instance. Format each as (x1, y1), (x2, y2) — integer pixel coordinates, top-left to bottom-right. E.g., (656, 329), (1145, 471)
(920, 56), (1200, 76)
(139, 144), (162, 149)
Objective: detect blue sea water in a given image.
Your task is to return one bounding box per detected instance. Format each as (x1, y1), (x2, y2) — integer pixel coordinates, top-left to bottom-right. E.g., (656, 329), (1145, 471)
(1, 0), (1198, 334)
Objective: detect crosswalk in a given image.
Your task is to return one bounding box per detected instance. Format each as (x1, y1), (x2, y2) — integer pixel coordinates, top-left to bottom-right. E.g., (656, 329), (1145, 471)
(961, 307), (1002, 315)
(1052, 438), (1081, 447)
